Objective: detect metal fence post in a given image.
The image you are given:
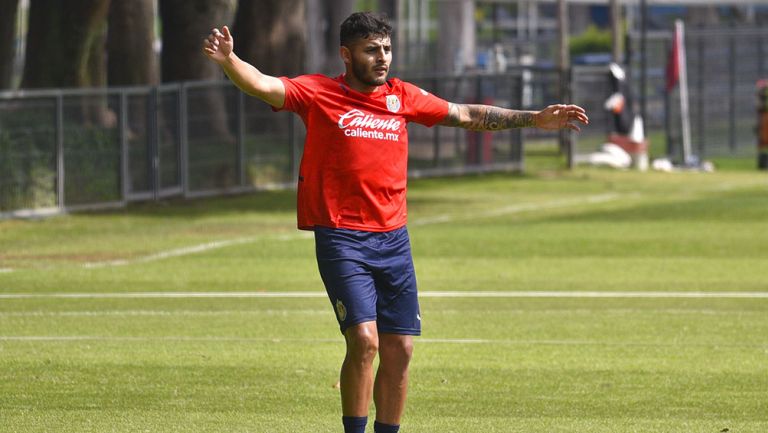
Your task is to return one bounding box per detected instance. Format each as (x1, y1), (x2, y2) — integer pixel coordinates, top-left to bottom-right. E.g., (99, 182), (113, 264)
(119, 91), (129, 202)
(511, 73), (524, 167)
(696, 33), (705, 159)
(558, 0), (573, 169)
(55, 93), (64, 212)
(475, 75), (483, 166)
(759, 33), (765, 79)
(561, 67), (574, 169)
(432, 76), (440, 168)
(289, 114), (297, 184)
(729, 31), (737, 153)
(758, 80), (768, 170)
(148, 86), (159, 200)
(237, 90), (246, 187)
(179, 83), (188, 197)
(664, 37), (673, 158)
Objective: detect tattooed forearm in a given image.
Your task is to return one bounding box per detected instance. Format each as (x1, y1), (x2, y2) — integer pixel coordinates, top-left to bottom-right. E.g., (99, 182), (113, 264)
(441, 103), (536, 131)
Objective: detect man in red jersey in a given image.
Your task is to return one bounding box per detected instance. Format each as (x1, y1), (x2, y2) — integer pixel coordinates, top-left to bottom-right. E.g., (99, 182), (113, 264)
(204, 12), (588, 433)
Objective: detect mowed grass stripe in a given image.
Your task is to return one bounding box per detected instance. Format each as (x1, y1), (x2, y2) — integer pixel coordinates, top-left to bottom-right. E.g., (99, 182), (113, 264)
(1, 290), (767, 299)
(1, 335), (766, 349)
(73, 193), (620, 270)
(1, 170), (767, 433)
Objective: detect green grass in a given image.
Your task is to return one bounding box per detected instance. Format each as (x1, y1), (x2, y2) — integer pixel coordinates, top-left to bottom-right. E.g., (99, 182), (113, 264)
(1, 168), (767, 432)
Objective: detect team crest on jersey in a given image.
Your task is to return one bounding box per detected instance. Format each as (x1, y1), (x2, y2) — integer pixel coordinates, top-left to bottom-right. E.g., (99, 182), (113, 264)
(386, 95), (401, 113)
(335, 299), (347, 321)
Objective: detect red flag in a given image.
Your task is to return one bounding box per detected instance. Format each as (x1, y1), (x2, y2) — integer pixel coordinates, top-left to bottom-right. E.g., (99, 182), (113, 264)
(666, 26), (680, 91)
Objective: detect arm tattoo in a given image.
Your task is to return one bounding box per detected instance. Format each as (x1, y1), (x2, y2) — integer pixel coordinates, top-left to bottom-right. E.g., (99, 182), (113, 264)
(442, 103), (536, 131)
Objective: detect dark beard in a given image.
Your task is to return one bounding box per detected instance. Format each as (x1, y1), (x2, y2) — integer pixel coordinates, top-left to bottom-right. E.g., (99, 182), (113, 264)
(352, 60), (387, 87)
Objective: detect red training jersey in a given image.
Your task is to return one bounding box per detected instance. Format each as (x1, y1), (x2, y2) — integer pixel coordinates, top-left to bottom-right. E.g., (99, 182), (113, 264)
(274, 74), (449, 232)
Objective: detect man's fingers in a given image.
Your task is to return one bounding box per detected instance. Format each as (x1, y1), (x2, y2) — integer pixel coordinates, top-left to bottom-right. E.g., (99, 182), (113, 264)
(573, 113), (589, 124)
(222, 25), (232, 40)
(202, 40), (216, 55)
(540, 104), (588, 130)
(566, 122), (581, 132)
(561, 104), (588, 125)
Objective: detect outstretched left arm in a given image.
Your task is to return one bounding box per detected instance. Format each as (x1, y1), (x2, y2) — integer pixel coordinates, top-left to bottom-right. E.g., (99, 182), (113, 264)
(439, 103), (589, 132)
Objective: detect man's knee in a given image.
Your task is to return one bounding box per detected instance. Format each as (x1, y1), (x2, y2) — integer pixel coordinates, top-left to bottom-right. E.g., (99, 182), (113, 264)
(345, 322), (379, 363)
(379, 334), (414, 366)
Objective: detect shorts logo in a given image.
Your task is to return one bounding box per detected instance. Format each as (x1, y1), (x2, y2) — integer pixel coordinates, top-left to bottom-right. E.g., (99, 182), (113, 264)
(386, 95), (401, 113)
(335, 299), (347, 321)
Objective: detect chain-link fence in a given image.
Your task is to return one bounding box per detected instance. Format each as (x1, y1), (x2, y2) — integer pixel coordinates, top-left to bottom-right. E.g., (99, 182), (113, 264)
(3, 70), (570, 217)
(0, 82), (300, 217)
(626, 26), (768, 160)
(566, 26), (768, 162)
(3, 26), (764, 219)
(406, 66), (564, 176)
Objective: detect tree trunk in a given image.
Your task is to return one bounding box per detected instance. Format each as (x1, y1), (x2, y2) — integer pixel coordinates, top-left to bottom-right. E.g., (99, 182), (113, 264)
(233, 0), (307, 77)
(21, 0), (111, 89)
(158, 0), (232, 82)
(159, 0), (235, 150)
(378, 0), (397, 21)
(107, 0), (157, 86)
(437, 0), (475, 74)
(83, 19), (116, 128)
(0, 0), (19, 89)
(305, 0), (355, 75)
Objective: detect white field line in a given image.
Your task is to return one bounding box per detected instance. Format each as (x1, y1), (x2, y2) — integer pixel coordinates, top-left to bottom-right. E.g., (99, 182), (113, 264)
(712, 180), (768, 192)
(0, 308), (752, 318)
(82, 237), (257, 268)
(0, 335), (764, 349)
(81, 232), (313, 269)
(78, 193), (622, 269)
(0, 268), (13, 274)
(0, 309), (329, 317)
(1, 291), (767, 300)
(410, 193), (622, 226)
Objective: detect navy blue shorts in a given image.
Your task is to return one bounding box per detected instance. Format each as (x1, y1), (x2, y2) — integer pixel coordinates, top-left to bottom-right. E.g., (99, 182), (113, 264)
(314, 225), (421, 336)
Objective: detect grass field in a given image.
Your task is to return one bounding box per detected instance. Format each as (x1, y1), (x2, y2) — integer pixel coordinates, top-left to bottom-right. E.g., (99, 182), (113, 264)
(1, 167), (767, 432)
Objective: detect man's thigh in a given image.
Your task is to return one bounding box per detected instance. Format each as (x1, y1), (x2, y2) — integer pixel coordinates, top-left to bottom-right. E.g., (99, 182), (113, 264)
(314, 226), (421, 336)
(372, 227), (421, 336)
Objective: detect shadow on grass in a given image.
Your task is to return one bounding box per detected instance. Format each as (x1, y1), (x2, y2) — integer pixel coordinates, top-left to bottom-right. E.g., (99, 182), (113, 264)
(541, 188), (768, 224)
(115, 171), (556, 220)
(100, 189), (298, 219)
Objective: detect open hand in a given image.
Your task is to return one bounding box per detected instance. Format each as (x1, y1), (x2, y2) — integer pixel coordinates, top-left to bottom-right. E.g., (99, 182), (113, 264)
(534, 104), (589, 132)
(202, 26), (234, 63)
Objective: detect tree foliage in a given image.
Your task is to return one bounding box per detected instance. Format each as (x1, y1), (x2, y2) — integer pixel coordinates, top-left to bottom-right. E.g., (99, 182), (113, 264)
(569, 25), (612, 56)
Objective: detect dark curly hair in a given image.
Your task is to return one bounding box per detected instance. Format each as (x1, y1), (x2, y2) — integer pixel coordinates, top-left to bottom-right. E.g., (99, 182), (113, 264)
(340, 12), (392, 47)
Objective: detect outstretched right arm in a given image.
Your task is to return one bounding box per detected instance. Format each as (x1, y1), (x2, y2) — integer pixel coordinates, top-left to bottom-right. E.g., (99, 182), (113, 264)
(202, 26), (285, 109)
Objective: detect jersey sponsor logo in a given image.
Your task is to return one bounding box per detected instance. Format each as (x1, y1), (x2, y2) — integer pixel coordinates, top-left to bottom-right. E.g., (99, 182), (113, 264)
(337, 109), (401, 142)
(386, 95), (401, 113)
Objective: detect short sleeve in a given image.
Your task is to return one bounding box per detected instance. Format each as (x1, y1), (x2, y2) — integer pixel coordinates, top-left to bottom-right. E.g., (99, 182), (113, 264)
(273, 74), (324, 117)
(402, 81), (450, 127)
